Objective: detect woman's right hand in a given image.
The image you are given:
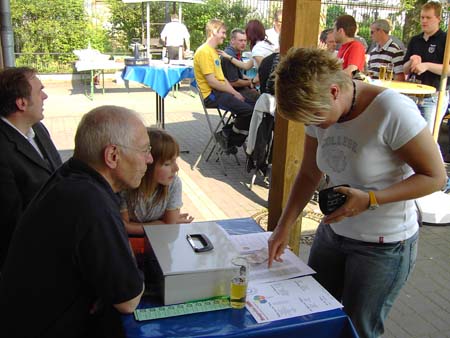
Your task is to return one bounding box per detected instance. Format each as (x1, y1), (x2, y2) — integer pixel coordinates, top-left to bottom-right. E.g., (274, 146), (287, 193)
(267, 223), (291, 268)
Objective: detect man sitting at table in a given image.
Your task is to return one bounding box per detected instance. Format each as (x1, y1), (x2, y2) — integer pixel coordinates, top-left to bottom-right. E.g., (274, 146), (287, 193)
(194, 19), (254, 154)
(334, 15), (366, 77)
(221, 28), (260, 104)
(0, 67), (62, 271)
(368, 19), (405, 81)
(0, 105), (151, 338)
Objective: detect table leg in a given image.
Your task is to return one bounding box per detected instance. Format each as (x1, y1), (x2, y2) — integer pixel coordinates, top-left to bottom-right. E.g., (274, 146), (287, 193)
(154, 91), (189, 153)
(155, 93), (166, 129)
(102, 70), (105, 95)
(90, 69), (94, 100)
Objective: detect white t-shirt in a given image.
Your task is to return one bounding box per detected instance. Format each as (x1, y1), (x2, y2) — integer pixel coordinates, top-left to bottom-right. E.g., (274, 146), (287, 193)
(251, 40), (276, 69)
(160, 21), (190, 47)
(306, 89), (427, 243)
(265, 28), (279, 51)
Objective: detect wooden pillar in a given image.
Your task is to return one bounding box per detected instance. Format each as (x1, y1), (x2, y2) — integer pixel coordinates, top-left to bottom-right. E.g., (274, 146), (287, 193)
(268, 0), (322, 255)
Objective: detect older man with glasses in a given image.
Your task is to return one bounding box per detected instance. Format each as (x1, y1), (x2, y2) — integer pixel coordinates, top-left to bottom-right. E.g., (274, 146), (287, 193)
(0, 105), (152, 338)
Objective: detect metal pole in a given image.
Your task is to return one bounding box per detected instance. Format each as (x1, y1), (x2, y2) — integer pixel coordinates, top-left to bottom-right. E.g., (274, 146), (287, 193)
(0, 0), (15, 67)
(432, 4), (450, 140)
(146, 2), (150, 60)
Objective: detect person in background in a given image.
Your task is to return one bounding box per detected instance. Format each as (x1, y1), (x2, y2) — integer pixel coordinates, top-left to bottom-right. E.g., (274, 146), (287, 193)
(0, 105), (150, 338)
(368, 19), (405, 81)
(221, 28), (260, 103)
(194, 19), (254, 154)
(319, 28), (337, 54)
(403, 0), (450, 163)
(0, 67), (62, 270)
(334, 15), (366, 76)
(265, 9), (282, 51)
(160, 13), (190, 60)
(220, 19), (276, 86)
(268, 47), (446, 338)
(121, 127), (193, 237)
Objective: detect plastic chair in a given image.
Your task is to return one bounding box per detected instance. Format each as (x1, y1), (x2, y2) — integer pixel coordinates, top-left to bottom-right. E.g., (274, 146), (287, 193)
(192, 86), (240, 175)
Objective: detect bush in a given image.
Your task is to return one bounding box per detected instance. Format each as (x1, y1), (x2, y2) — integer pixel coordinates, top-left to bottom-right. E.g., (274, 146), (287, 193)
(11, 0), (109, 73)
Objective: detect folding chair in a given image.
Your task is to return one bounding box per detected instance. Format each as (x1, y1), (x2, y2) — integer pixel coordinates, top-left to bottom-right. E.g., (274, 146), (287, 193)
(192, 86), (240, 175)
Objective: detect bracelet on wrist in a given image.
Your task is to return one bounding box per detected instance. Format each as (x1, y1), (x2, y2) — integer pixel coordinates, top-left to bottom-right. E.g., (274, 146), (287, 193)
(229, 56), (233, 62)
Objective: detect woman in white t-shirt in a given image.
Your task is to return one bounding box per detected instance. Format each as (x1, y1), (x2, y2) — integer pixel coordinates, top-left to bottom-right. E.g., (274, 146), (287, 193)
(219, 20), (275, 85)
(267, 48), (446, 338)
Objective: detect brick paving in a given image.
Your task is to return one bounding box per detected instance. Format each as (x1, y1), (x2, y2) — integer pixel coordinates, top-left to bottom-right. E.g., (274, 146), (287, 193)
(41, 76), (450, 338)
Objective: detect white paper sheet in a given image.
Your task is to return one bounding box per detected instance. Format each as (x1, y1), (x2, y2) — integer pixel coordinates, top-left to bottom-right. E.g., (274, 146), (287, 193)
(246, 276), (343, 323)
(230, 231), (272, 253)
(229, 232), (315, 284)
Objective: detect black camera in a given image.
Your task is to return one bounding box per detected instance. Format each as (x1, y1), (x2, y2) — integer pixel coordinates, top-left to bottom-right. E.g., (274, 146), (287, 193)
(318, 184), (350, 215)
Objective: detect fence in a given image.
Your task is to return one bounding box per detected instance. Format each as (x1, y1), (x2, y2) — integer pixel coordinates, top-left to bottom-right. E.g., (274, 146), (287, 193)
(13, 0), (449, 73)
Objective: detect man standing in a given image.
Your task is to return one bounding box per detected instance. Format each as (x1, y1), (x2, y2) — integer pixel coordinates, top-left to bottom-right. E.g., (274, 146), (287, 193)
(0, 67), (62, 269)
(265, 9), (282, 51)
(194, 19), (254, 153)
(368, 19), (405, 81)
(404, 0), (449, 146)
(221, 28), (259, 103)
(160, 13), (190, 60)
(0, 106), (151, 337)
(334, 15), (366, 76)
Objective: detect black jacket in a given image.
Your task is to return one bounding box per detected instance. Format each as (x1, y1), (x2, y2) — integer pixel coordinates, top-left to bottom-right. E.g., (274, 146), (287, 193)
(0, 119), (62, 268)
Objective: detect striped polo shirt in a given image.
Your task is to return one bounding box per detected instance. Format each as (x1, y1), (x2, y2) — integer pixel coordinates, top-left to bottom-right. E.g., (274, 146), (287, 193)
(368, 39), (404, 78)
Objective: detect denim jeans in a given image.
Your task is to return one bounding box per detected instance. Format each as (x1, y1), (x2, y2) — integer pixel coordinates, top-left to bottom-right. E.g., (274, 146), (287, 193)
(417, 93), (449, 133)
(308, 223), (419, 338)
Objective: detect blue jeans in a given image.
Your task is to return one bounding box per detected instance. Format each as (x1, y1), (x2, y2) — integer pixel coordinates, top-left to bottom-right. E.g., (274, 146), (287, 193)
(417, 93), (449, 133)
(308, 223), (419, 338)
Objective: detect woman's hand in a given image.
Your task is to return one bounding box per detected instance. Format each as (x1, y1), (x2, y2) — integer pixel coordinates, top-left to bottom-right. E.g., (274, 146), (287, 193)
(267, 223), (291, 268)
(177, 212), (194, 224)
(217, 49), (231, 60)
(323, 186), (370, 224)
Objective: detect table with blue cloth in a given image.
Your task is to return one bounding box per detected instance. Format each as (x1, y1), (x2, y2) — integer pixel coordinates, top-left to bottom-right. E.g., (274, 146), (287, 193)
(121, 217), (359, 338)
(121, 61), (194, 129)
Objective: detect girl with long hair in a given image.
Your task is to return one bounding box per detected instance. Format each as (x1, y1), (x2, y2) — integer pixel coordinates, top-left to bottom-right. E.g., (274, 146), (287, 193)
(121, 128), (193, 236)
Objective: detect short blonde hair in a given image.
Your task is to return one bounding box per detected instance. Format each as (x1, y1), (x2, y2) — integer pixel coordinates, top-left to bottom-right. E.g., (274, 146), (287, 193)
(275, 47), (352, 124)
(422, 1), (442, 18)
(206, 19), (226, 38)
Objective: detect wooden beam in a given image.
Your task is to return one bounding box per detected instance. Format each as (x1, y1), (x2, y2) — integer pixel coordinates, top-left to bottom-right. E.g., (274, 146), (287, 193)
(268, 0), (322, 254)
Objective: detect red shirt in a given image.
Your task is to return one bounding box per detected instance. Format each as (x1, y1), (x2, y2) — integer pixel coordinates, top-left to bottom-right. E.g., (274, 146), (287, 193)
(337, 40), (366, 71)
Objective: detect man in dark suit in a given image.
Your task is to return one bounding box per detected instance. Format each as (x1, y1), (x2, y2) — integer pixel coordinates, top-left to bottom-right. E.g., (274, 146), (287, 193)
(0, 67), (62, 269)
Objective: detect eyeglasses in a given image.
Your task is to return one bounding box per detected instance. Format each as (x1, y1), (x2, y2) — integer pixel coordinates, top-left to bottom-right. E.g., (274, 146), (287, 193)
(114, 144), (152, 156)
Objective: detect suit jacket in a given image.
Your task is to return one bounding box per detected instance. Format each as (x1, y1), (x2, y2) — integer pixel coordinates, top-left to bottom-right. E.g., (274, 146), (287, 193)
(0, 120), (62, 268)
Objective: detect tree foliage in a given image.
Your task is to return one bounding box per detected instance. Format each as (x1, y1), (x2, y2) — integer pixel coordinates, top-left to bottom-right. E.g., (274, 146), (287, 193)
(107, 0), (175, 52)
(182, 0), (253, 50)
(11, 0), (109, 72)
(107, 0), (253, 52)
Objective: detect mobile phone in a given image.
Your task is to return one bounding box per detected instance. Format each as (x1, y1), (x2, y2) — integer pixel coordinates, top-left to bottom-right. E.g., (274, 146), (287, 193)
(318, 184), (350, 215)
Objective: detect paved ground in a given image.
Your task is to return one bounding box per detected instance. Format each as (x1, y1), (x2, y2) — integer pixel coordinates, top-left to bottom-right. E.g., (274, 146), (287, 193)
(41, 76), (450, 338)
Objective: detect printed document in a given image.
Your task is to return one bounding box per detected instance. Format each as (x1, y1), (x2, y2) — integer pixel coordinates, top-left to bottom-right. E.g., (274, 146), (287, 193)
(229, 232), (315, 283)
(246, 276), (343, 323)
